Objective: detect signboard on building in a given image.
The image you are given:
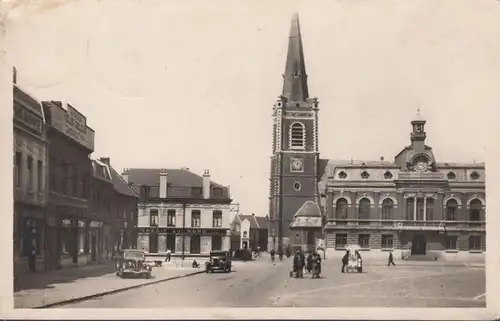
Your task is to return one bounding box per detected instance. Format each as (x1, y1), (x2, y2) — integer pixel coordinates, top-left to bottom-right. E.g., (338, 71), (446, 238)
(14, 104), (43, 135)
(50, 103), (95, 151)
(137, 227), (227, 235)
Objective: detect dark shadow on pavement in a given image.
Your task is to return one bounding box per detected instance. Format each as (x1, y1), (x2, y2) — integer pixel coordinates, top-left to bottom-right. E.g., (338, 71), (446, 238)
(14, 264), (117, 292)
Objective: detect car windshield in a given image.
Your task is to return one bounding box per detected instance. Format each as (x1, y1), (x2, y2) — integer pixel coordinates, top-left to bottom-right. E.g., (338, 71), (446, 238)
(123, 251), (144, 260)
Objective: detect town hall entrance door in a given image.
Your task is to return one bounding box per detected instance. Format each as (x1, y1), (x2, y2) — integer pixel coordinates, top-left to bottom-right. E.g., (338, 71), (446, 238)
(411, 234), (427, 255)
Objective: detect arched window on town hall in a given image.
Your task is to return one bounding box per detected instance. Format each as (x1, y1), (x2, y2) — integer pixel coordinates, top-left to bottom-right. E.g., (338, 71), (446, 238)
(290, 122), (305, 149)
(469, 199), (482, 222)
(381, 198), (394, 221)
(358, 198), (371, 221)
(446, 199), (458, 221)
(336, 198), (348, 220)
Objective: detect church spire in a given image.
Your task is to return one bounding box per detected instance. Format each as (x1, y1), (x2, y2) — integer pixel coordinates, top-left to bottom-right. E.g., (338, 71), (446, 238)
(282, 12), (309, 102)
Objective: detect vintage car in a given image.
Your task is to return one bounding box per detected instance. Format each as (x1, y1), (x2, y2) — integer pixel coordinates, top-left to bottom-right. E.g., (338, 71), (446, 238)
(116, 249), (153, 278)
(205, 250), (232, 273)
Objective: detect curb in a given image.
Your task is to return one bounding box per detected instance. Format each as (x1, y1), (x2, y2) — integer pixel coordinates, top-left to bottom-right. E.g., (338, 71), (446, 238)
(33, 270), (205, 309)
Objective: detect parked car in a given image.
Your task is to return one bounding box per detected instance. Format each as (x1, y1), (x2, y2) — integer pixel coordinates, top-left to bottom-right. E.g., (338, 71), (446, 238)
(116, 249), (153, 278)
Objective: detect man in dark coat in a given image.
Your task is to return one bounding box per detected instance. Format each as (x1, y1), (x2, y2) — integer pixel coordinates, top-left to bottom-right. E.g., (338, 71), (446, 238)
(293, 250), (304, 277)
(341, 250), (349, 273)
(388, 251), (396, 266)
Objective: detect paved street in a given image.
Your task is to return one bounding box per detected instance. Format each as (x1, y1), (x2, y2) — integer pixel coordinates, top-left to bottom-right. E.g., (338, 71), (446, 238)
(14, 259), (207, 308)
(59, 255), (485, 308)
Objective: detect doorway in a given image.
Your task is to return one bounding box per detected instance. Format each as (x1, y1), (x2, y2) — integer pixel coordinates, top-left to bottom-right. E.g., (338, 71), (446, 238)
(411, 234), (427, 255)
(91, 234), (97, 261)
(149, 233), (158, 253)
(190, 235), (201, 254)
(212, 235), (222, 251)
(166, 233), (176, 253)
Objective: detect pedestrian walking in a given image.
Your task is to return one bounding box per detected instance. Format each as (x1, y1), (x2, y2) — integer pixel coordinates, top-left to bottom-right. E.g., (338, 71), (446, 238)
(165, 249), (171, 262)
(341, 250), (349, 273)
(28, 245), (36, 272)
(388, 251), (396, 266)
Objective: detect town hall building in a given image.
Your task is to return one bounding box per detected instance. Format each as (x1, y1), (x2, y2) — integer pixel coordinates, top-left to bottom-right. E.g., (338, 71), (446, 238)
(268, 13), (486, 257)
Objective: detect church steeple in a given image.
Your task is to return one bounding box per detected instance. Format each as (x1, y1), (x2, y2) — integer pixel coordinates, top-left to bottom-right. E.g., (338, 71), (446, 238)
(282, 12), (309, 102)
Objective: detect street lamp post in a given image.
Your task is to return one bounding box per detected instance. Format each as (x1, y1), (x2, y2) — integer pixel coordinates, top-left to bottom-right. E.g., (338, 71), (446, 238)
(181, 201), (187, 267)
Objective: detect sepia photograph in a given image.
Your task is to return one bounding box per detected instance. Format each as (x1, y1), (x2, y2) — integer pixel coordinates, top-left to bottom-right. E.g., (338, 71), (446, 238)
(1, 0), (500, 319)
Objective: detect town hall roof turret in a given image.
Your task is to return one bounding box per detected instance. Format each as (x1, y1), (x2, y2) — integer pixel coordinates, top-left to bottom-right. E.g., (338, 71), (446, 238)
(282, 12), (309, 103)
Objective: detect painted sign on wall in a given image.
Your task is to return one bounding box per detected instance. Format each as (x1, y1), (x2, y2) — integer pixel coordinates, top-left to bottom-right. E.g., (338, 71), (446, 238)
(50, 103), (95, 151)
(14, 103), (43, 135)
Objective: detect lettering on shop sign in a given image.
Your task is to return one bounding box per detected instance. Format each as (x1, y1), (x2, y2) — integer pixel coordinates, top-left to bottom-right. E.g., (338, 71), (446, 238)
(138, 227), (227, 235)
(51, 104), (95, 150)
(14, 104), (43, 134)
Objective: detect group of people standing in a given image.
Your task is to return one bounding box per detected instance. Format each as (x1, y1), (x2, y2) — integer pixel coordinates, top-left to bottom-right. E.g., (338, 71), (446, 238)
(292, 250), (322, 279)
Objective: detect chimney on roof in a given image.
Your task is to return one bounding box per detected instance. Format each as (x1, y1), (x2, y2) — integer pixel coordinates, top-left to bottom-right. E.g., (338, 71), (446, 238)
(160, 169), (168, 199)
(380, 156), (384, 161)
(203, 169), (210, 199)
(122, 168), (130, 183)
(13, 66), (17, 84)
(100, 157), (110, 165)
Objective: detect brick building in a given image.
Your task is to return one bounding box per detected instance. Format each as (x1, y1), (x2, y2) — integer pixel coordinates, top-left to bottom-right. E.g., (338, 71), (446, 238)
(42, 101), (95, 269)
(89, 158), (138, 262)
(123, 168), (232, 256)
(268, 13), (486, 256)
(13, 74), (48, 273)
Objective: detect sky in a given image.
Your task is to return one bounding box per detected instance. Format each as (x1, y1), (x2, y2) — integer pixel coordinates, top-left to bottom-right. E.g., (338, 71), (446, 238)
(4, 0), (500, 216)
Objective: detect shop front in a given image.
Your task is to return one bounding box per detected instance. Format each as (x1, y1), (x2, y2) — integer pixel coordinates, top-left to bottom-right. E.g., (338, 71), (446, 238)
(13, 204), (46, 274)
(136, 228), (229, 255)
(88, 220), (103, 263)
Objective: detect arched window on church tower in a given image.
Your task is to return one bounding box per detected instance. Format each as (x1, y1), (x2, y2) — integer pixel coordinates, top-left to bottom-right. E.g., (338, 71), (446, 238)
(290, 122), (305, 149)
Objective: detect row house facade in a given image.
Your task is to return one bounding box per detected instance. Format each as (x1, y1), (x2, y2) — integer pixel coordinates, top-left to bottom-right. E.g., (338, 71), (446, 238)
(320, 115), (486, 257)
(88, 158), (139, 263)
(123, 168), (232, 256)
(13, 79), (48, 273)
(42, 101), (96, 269)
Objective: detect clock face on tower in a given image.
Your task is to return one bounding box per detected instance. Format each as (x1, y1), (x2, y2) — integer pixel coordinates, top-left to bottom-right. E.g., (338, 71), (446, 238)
(291, 158), (304, 172)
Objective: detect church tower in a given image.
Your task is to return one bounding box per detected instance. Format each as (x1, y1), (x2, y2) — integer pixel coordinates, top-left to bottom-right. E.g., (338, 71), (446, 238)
(268, 13), (320, 251)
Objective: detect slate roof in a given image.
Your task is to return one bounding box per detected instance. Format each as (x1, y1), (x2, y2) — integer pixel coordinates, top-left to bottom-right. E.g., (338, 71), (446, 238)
(233, 214), (268, 230)
(290, 216), (322, 228)
(290, 201), (322, 228)
(126, 168), (229, 199)
(293, 201), (322, 217)
(109, 166), (139, 198)
(93, 159), (139, 198)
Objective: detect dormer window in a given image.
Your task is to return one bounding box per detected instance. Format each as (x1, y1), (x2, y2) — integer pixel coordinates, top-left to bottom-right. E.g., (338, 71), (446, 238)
(447, 172), (456, 180)
(360, 171), (370, 179)
(213, 188), (223, 198)
(470, 171), (480, 180)
(338, 171), (347, 179)
(384, 171), (393, 179)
